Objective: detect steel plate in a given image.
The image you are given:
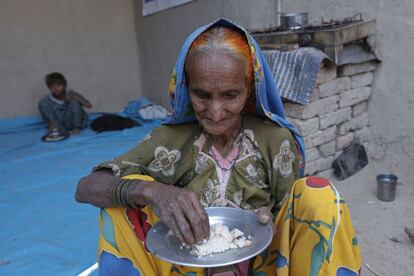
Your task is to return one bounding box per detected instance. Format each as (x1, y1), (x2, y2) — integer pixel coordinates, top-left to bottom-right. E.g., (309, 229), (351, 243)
(146, 207), (273, 268)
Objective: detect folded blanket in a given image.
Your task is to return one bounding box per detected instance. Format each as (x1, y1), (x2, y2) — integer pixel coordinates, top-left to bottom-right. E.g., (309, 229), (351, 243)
(124, 96), (169, 120)
(263, 47), (330, 104)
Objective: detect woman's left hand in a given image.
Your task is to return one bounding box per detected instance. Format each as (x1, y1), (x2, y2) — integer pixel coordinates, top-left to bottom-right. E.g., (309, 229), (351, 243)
(257, 206), (272, 224)
(257, 207), (277, 235)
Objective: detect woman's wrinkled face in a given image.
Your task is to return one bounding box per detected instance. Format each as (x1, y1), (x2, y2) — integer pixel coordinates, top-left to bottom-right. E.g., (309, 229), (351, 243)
(187, 51), (250, 137)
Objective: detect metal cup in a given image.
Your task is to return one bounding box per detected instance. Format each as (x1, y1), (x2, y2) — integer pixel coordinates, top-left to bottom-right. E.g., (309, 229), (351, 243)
(377, 173), (398, 202)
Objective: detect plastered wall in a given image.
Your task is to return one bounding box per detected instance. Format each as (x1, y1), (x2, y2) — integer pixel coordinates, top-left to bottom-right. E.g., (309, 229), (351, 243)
(134, 0), (279, 109)
(0, 0), (142, 117)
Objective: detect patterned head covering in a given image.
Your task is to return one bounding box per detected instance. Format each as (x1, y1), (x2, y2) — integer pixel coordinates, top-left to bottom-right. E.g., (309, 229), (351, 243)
(164, 18), (306, 176)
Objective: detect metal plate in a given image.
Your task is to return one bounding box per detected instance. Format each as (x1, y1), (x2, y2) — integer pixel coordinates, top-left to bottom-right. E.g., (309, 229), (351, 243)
(146, 207), (273, 268)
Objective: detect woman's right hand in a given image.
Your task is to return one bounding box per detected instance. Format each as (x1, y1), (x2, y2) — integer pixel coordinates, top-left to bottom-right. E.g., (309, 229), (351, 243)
(144, 183), (210, 245)
(76, 171), (210, 245)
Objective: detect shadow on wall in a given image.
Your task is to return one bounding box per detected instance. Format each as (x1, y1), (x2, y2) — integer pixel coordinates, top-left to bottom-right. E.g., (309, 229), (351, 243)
(132, 0), (280, 110)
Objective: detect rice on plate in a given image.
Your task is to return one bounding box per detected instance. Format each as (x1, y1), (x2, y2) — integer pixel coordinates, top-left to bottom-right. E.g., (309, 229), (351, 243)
(188, 223), (252, 257)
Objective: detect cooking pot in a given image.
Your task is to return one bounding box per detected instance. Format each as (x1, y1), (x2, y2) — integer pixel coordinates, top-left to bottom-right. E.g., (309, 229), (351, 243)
(280, 12), (308, 31)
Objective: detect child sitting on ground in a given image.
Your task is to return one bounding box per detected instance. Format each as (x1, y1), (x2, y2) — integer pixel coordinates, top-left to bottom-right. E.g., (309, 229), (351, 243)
(38, 72), (92, 141)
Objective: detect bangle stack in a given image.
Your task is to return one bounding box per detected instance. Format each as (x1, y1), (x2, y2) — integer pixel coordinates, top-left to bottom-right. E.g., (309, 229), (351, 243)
(110, 179), (142, 209)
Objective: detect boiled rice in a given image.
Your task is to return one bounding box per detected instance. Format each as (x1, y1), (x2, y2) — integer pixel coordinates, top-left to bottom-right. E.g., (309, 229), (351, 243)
(190, 223), (252, 257)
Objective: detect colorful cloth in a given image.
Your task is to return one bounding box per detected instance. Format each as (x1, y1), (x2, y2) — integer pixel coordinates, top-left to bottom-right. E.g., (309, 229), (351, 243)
(98, 175), (361, 275)
(95, 114), (301, 214)
(163, 18), (306, 176)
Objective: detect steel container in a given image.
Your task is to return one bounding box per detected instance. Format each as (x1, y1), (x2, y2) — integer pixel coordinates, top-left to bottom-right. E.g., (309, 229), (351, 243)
(377, 173), (398, 202)
(280, 12), (308, 31)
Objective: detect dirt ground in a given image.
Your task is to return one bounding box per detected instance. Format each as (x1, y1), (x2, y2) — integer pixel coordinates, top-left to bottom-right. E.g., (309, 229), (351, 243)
(332, 160), (414, 276)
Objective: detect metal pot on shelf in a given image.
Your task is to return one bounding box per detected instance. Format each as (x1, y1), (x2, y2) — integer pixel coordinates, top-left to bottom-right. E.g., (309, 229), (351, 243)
(280, 12), (308, 31)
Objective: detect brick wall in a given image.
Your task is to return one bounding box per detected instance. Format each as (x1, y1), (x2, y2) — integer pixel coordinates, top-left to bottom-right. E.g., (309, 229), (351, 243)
(284, 61), (377, 178)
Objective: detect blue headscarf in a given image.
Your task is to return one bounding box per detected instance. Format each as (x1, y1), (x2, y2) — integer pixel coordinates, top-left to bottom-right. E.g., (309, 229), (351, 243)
(164, 18), (306, 176)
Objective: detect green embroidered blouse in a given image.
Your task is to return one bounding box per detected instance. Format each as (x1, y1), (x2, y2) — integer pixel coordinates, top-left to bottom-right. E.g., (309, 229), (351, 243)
(95, 114), (301, 215)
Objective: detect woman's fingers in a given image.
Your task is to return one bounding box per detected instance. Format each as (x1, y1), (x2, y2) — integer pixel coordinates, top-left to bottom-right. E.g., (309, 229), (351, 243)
(181, 208), (205, 244)
(182, 202), (209, 243)
(257, 206), (272, 224)
(148, 186), (209, 245)
(163, 214), (185, 244)
(155, 200), (191, 244)
(189, 195), (210, 240)
(256, 207), (277, 236)
(171, 206), (195, 245)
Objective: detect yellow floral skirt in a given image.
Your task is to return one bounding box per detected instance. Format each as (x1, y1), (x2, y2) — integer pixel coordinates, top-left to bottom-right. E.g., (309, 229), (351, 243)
(97, 176), (361, 276)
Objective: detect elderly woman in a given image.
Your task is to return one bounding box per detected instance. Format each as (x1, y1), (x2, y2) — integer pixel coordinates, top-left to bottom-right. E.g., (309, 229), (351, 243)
(76, 19), (361, 275)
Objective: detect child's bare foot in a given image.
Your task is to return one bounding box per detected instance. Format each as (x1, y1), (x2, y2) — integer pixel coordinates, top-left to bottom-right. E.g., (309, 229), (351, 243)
(72, 128), (81, 134)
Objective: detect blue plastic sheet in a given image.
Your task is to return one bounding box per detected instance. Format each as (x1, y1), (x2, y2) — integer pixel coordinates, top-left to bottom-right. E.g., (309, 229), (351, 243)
(0, 115), (160, 275)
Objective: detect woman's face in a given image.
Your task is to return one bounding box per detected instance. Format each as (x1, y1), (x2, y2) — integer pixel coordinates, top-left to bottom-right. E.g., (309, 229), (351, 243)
(187, 51), (250, 137)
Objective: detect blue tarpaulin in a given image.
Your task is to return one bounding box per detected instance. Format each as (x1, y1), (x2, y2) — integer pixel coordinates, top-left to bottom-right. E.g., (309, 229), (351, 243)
(0, 114), (160, 275)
